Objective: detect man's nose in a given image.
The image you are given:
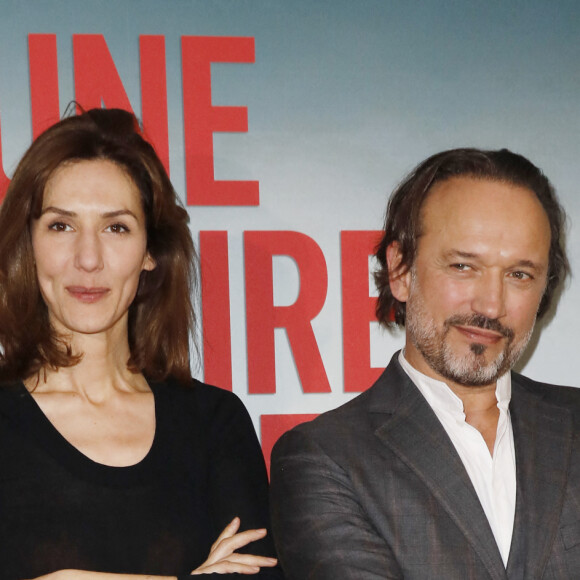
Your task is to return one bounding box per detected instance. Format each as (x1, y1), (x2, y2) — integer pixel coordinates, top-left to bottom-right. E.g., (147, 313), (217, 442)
(471, 271), (506, 320)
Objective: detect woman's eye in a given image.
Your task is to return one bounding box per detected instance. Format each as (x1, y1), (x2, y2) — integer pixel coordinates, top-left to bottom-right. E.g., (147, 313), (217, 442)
(48, 222), (72, 232)
(106, 223), (130, 234)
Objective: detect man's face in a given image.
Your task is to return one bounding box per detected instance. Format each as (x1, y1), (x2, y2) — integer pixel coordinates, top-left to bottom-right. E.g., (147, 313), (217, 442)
(388, 176), (551, 388)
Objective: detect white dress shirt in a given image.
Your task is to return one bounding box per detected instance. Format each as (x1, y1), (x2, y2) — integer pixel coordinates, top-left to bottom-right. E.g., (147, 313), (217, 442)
(398, 351), (516, 567)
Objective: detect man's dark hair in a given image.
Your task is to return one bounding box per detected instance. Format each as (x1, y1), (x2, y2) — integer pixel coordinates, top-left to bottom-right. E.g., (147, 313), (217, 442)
(374, 147), (569, 328)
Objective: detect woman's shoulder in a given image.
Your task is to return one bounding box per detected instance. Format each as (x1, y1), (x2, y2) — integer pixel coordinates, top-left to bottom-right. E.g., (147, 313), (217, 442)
(152, 378), (260, 454)
(151, 376), (251, 426)
(0, 380), (25, 393)
(0, 381), (27, 415)
(153, 376), (242, 403)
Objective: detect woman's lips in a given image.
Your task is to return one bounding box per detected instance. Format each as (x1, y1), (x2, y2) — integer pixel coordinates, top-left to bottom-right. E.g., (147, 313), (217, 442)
(454, 324), (504, 344)
(66, 286), (110, 303)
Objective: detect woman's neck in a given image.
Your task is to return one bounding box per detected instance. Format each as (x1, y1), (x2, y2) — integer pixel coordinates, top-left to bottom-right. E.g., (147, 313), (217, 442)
(27, 326), (149, 399)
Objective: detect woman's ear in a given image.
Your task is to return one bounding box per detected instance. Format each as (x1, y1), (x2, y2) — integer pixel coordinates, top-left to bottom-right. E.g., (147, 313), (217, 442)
(143, 252), (156, 272)
(386, 241), (411, 302)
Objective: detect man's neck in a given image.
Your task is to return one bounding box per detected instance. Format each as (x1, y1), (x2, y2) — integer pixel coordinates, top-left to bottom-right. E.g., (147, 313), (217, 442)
(400, 350), (503, 454)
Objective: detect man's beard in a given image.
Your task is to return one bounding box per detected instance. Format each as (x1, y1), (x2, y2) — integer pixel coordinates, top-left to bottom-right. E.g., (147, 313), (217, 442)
(405, 286), (535, 387)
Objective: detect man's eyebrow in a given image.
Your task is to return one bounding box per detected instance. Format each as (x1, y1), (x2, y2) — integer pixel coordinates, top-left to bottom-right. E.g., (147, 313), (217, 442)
(512, 259), (543, 271)
(40, 207), (138, 219)
(444, 250), (543, 271)
(444, 250), (479, 260)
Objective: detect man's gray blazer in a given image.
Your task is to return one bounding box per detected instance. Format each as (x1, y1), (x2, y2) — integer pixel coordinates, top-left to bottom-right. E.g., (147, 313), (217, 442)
(270, 352), (580, 579)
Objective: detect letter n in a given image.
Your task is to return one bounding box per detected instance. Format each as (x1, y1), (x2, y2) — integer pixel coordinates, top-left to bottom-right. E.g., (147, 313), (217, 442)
(73, 34), (169, 173)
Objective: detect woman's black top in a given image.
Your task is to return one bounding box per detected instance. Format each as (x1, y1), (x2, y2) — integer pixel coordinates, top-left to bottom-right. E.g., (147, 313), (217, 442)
(0, 378), (281, 579)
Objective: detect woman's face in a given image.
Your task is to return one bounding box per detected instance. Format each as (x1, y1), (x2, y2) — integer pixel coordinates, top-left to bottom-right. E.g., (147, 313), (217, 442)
(31, 159), (155, 340)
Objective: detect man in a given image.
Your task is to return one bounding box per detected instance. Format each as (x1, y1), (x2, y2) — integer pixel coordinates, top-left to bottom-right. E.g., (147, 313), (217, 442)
(270, 148), (580, 579)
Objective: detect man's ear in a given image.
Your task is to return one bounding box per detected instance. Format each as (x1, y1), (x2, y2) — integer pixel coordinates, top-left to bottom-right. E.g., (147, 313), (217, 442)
(386, 241), (411, 302)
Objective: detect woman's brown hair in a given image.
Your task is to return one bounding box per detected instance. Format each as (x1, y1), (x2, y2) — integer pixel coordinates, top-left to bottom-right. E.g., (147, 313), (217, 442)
(0, 107), (196, 384)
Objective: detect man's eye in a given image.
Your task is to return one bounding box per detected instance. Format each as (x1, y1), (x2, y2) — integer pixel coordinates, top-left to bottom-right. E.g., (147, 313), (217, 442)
(510, 271), (532, 280)
(451, 263), (470, 271)
(106, 223), (130, 234)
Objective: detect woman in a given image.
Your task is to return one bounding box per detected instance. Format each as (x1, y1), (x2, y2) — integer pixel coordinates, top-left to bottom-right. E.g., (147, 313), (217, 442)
(0, 108), (280, 579)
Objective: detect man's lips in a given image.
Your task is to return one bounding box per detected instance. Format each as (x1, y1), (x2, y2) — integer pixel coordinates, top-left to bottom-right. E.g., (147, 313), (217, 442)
(66, 286), (110, 303)
(453, 324), (505, 344)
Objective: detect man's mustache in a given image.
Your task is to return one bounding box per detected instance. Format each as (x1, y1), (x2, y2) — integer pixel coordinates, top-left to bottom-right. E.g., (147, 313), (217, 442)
(445, 314), (514, 340)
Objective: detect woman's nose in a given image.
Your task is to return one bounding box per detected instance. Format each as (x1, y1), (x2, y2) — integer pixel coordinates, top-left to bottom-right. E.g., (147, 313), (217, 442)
(74, 231), (104, 272)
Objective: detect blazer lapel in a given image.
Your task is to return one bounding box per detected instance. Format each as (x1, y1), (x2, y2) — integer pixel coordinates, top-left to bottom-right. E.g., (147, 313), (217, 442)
(369, 357), (507, 580)
(506, 377), (574, 579)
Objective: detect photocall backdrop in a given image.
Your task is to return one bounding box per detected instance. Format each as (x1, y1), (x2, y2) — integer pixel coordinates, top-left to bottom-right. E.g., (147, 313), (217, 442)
(1, 0), (579, 472)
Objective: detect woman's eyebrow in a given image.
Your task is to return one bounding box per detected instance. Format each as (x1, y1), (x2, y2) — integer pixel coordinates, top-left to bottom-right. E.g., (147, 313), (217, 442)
(40, 207), (138, 219)
(101, 209), (138, 219)
(40, 206), (75, 217)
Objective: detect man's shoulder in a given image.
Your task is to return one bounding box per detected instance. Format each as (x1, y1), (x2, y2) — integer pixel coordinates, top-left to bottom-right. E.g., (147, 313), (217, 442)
(512, 370), (580, 409)
(271, 382), (387, 476)
(290, 386), (374, 440)
(280, 353), (408, 449)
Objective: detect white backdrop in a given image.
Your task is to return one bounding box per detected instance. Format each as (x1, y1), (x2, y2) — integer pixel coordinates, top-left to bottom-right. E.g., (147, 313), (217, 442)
(1, 0), (579, 468)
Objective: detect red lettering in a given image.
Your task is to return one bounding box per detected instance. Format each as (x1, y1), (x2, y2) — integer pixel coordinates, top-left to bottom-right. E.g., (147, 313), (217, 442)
(139, 36), (170, 173)
(341, 230), (384, 392)
(1, 33), (60, 201)
(73, 34), (170, 173)
(245, 231), (330, 394)
(29, 34), (60, 138)
(200, 231), (233, 391)
(260, 413), (318, 477)
(181, 36), (258, 206)
(0, 115), (10, 202)
(73, 34), (133, 112)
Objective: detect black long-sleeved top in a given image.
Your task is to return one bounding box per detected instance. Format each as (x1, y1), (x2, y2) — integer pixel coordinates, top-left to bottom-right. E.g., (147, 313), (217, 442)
(0, 378), (281, 579)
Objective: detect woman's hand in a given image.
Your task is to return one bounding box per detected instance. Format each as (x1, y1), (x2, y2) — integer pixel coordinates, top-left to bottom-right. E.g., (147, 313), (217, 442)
(28, 572), (176, 580)
(25, 518), (277, 578)
(191, 517), (278, 575)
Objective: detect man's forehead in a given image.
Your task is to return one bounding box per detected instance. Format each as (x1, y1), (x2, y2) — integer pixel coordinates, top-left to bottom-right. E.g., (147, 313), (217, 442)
(420, 176), (545, 222)
(416, 176), (551, 261)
